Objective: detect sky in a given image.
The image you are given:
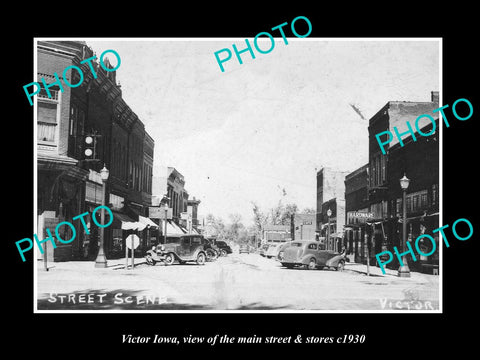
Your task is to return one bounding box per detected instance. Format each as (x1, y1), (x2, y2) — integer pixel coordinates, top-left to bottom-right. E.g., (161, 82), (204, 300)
(86, 38), (440, 226)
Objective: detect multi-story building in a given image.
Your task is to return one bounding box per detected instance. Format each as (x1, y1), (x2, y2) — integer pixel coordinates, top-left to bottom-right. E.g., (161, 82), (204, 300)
(36, 41), (90, 262)
(187, 197), (201, 232)
(316, 167), (349, 251)
(36, 40), (155, 261)
(151, 167), (201, 235)
(366, 91), (439, 273)
(344, 164), (370, 263)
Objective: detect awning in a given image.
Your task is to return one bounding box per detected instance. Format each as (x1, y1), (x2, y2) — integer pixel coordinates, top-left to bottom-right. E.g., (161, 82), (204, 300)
(171, 221), (187, 234)
(112, 211), (135, 227)
(159, 220), (185, 235)
(139, 215), (158, 229)
(112, 211), (147, 231)
(121, 221), (147, 231)
(397, 212), (438, 223)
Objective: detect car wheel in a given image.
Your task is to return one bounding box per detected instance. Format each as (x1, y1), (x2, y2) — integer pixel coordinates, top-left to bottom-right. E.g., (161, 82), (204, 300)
(164, 253), (175, 265)
(307, 258), (316, 270)
(336, 260), (345, 272)
(196, 252), (206, 265)
(220, 249), (227, 257)
(205, 249), (214, 261)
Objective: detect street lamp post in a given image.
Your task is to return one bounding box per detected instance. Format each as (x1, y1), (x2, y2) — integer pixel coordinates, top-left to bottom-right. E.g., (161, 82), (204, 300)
(95, 165), (109, 268)
(398, 174), (411, 277)
(162, 195), (170, 245)
(327, 208), (332, 250)
(164, 204), (168, 244)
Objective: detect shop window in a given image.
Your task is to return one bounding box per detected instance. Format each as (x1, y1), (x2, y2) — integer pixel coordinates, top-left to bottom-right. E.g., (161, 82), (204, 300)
(112, 229), (123, 252)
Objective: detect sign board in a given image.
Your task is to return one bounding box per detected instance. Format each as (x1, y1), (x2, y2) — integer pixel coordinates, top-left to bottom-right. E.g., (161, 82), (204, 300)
(352, 211), (374, 219)
(126, 234), (140, 250)
(180, 212), (191, 220)
(149, 207), (173, 219)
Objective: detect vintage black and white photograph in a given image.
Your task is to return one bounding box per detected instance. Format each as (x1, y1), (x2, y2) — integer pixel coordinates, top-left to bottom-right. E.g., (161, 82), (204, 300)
(33, 38), (441, 312)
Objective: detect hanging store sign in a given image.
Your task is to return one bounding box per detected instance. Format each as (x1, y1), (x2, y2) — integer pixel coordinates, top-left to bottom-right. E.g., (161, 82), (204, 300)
(351, 211), (374, 219)
(149, 207), (173, 220)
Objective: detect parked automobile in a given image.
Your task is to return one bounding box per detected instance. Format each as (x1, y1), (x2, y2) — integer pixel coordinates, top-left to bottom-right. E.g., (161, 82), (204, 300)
(202, 238), (219, 261)
(276, 242), (292, 261)
(265, 242), (284, 259)
(145, 244), (166, 265)
(259, 243), (270, 257)
(239, 243), (250, 254)
(280, 240), (345, 271)
(153, 234), (207, 265)
(215, 240), (233, 256)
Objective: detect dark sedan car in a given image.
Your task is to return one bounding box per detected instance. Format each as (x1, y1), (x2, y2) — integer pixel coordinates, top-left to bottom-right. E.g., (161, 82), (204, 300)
(281, 240), (345, 271)
(215, 240), (232, 256)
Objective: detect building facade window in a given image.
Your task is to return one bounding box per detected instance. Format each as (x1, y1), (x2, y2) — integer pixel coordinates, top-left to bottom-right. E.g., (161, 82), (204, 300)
(370, 153), (386, 187)
(85, 182), (103, 204)
(38, 101), (58, 144)
(431, 184), (438, 207)
(109, 193), (124, 210)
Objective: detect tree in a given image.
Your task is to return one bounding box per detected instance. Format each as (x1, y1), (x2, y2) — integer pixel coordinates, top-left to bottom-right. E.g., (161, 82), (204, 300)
(270, 200), (284, 225)
(281, 203), (298, 225)
(301, 207), (316, 215)
(205, 214), (227, 240)
(251, 202), (267, 235)
(227, 213), (244, 242)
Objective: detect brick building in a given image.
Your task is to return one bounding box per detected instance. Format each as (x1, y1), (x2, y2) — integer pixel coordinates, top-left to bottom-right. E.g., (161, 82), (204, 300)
(316, 167), (349, 251)
(36, 40), (155, 261)
(344, 164), (370, 263)
(365, 91), (439, 273)
(151, 167), (201, 236)
(37, 41), (90, 262)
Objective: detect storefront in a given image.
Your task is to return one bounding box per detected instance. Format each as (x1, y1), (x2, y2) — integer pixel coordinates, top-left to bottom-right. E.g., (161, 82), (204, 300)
(396, 212), (439, 274)
(37, 159), (89, 262)
(345, 210), (374, 264)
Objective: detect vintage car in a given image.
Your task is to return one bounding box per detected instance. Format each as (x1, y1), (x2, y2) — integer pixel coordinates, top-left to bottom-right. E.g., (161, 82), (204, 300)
(145, 244), (166, 265)
(259, 243), (270, 257)
(202, 238), (219, 261)
(280, 240), (345, 271)
(147, 234), (207, 265)
(276, 241), (292, 261)
(265, 242), (285, 259)
(215, 240), (233, 256)
(239, 243), (250, 254)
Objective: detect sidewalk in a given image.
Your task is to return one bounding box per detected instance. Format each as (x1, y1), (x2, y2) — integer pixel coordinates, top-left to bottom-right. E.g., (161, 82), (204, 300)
(37, 257), (151, 272)
(344, 261), (439, 281)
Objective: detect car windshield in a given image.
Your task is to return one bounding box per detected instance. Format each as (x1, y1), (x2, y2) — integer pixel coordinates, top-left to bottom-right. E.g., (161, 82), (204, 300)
(217, 241), (226, 246)
(165, 237), (182, 244)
